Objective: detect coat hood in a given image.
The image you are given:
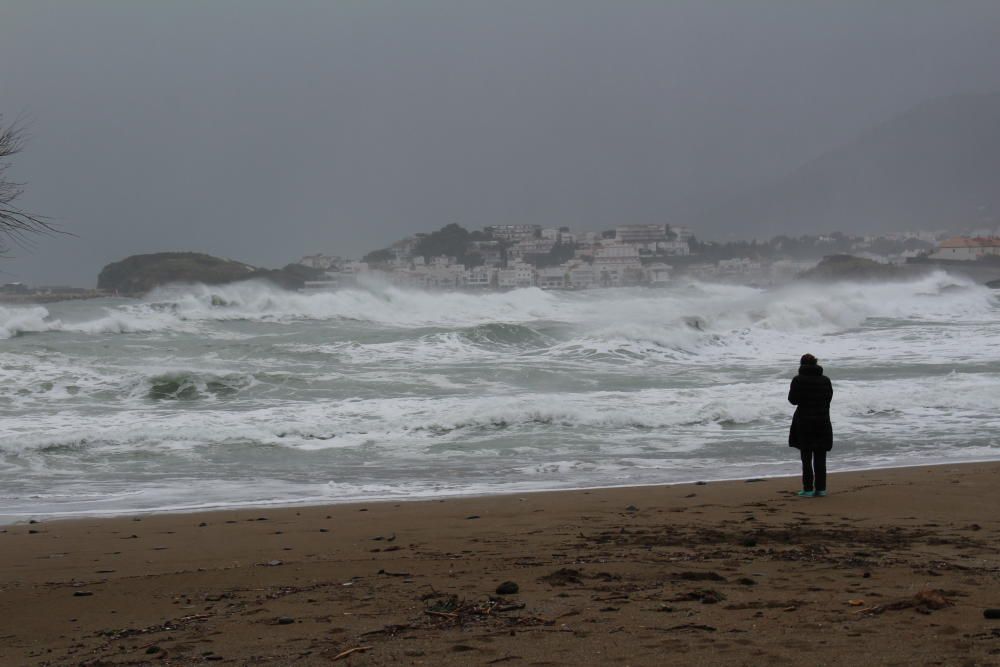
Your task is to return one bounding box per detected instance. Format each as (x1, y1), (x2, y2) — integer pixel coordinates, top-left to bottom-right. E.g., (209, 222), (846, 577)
(798, 364), (824, 376)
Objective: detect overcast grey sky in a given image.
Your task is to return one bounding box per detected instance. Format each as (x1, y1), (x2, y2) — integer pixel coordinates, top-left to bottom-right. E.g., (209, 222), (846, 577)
(2, 1), (1000, 285)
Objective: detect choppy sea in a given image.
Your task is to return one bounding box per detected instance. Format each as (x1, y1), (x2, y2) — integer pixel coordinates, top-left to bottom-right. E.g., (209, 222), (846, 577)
(1, 272), (998, 522)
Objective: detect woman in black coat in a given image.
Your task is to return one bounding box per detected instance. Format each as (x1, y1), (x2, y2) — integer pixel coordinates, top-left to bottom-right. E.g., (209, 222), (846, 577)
(788, 353), (833, 497)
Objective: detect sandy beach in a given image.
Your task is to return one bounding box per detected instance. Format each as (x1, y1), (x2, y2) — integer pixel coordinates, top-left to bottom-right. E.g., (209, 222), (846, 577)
(2, 463), (1000, 666)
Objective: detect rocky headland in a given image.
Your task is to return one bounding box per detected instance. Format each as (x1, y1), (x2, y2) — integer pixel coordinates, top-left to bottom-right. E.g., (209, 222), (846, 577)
(97, 252), (324, 295)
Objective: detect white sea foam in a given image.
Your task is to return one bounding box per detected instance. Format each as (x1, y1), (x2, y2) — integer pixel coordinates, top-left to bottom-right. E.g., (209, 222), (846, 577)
(143, 280), (560, 327)
(1, 271), (992, 344)
(5, 369), (999, 458)
(67, 307), (194, 335)
(0, 305), (58, 339)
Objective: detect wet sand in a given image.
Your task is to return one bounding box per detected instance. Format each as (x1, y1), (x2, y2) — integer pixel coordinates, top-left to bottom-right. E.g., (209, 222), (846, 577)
(2, 462), (1000, 666)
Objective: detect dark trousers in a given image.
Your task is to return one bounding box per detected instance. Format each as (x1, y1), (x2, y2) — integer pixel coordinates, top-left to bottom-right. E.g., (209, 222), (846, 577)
(799, 448), (827, 492)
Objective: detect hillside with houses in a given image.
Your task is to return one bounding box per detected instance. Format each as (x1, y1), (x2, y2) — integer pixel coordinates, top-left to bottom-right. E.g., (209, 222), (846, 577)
(295, 224), (1000, 292)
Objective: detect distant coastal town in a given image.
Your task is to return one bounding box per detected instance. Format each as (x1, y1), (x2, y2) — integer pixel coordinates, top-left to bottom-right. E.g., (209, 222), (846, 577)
(3, 225), (1000, 302)
(297, 223), (1000, 292)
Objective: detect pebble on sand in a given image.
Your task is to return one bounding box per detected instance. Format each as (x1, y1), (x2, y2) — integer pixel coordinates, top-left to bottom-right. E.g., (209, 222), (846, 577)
(495, 581), (519, 595)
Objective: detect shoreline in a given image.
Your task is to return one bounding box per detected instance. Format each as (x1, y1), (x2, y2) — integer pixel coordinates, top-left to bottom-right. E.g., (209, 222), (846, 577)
(3, 461), (1000, 665)
(6, 456), (1000, 527)
(0, 292), (114, 305)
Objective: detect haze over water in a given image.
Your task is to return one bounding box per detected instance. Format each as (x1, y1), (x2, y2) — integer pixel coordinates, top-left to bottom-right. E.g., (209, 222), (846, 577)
(1, 273), (998, 521)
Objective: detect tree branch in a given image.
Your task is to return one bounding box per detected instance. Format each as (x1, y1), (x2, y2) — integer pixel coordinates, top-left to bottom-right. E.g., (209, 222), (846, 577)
(0, 115), (69, 255)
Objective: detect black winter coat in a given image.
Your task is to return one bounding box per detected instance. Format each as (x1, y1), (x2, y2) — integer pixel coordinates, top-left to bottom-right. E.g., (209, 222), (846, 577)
(788, 364), (833, 451)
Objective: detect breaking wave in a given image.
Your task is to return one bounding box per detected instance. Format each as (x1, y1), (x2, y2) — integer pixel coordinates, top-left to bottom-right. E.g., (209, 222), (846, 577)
(1, 272), (992, 343)
(0, 305), (57, 339)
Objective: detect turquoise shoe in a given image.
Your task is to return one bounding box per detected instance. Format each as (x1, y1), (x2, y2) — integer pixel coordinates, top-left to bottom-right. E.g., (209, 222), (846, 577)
(815, 490), (827, 497)
(797, 490), (815, 497)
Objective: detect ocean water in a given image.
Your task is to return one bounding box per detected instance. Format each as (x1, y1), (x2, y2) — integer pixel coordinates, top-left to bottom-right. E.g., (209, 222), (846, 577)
(1, 272), (998, 521)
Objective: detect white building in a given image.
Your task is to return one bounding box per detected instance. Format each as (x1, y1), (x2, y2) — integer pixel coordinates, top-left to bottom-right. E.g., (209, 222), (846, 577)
(616, 224), (667, 244)
(929, 237), (1000, 261)
(486, 224), (541, 243)
(885, 230), (944, 244)
(430, 255), (457, 267)
(465, 266), (496, 289)
(403, 264), (466, 289)
(644, 263), (672, 286)
(513, 238), (556, 258)
(594, 243), (641, 261)
(390, 236), (419, 260)
(536, 266), (567, 289)
(593, 244), (643, 286)
(566, 263), (598, 289)
(302, 265), (363, 291)
(658, 240), (691, 256)
(342, 261), (369, 274)
(497, 261), (535, 288)
(299, 254), (342, 270)
(671, 225), (694, 242)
